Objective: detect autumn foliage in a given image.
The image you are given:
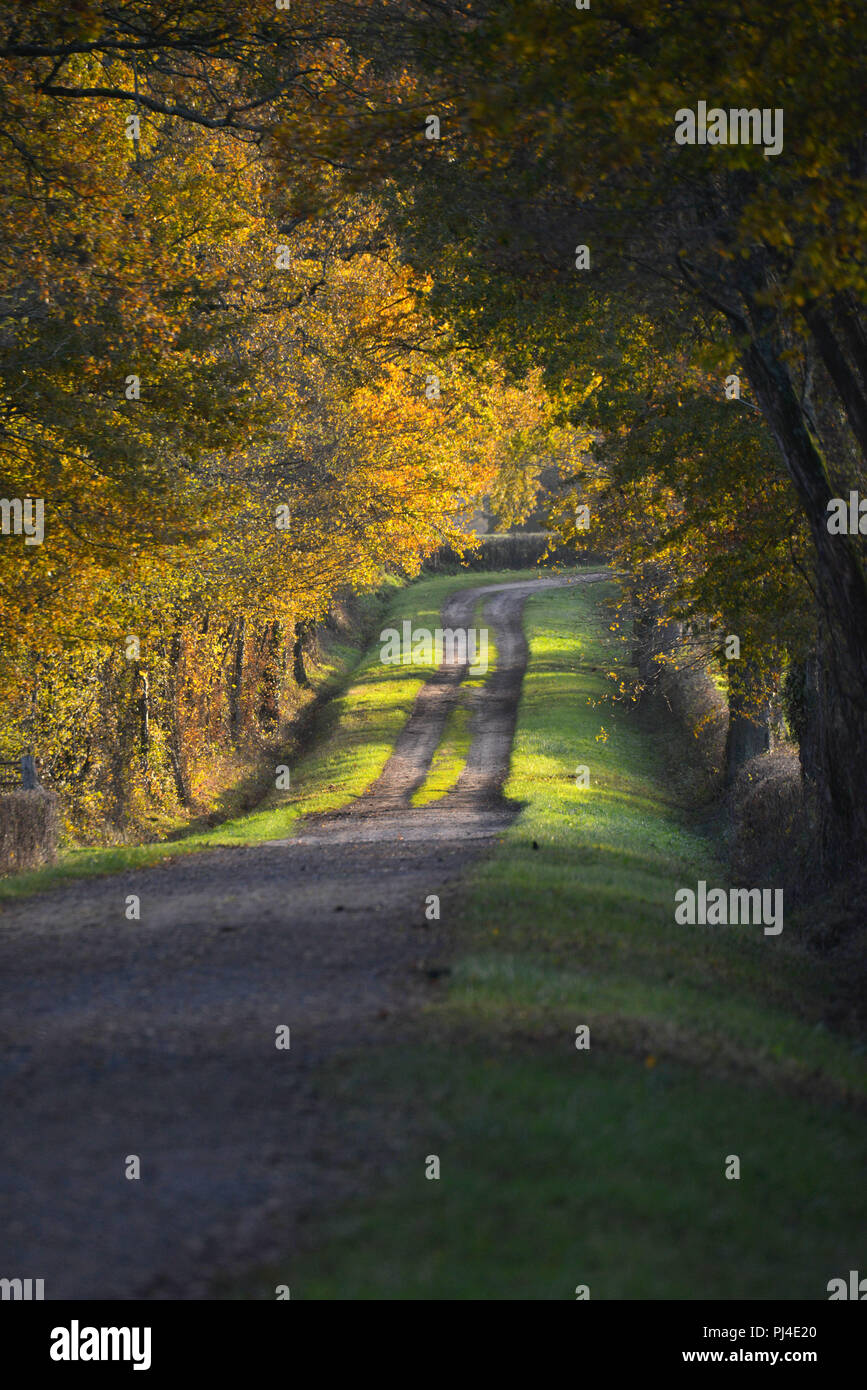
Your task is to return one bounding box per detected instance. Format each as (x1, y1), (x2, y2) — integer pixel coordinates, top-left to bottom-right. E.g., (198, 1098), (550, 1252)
(4, 2), (867, 873)
(0, 4), (562, 836)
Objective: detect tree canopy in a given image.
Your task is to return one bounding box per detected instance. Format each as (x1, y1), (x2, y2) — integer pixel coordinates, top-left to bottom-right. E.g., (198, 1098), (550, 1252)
(3, 1), (867, 863)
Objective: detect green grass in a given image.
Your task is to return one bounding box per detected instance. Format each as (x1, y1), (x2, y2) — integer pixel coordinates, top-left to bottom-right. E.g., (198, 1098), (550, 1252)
(445, 584), (866, 1097)
(235, 577), (867, 1300)
(411, 597), (499, 806)
(411, 699), (473, 806)
(0, 568), (542, 901)
(235, 1047), (866, 1300)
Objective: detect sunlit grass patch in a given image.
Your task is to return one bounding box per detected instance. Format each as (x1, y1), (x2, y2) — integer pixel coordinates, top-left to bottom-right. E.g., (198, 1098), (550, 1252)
(411, 593), (501, 807)
(411, 700), (473, 806)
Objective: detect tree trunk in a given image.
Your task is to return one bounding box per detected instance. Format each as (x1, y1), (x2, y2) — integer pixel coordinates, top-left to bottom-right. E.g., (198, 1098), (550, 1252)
(804, 302), (867, 462)
(229, 613), (246, 743)
(167, 629), (190, 805)
(137, 668), (150, 768)
(258, 620), (282, 730)
(741, 305), (867, 870)
(292, 618), (311, 688)
(20, 754), (39, 789)
(832, 292), (867, 397)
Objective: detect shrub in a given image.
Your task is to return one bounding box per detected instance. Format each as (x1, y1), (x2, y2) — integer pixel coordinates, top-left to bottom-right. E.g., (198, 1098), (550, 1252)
(424, 533), (606, 572)
(728, 750), (819, 896)
(0, 789), (61, 873)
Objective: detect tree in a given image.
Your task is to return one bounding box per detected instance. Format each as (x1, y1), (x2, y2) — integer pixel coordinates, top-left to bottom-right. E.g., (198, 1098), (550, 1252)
(277, 0), (867, 868)
(0, 20), (545, 828)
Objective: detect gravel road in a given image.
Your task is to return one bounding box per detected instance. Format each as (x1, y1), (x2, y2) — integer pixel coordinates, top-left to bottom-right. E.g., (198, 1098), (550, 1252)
(0, 574), (605, 1299)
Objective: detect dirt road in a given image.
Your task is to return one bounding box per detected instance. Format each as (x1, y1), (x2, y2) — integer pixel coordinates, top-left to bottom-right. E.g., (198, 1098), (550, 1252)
(0, 574), (605, 1299)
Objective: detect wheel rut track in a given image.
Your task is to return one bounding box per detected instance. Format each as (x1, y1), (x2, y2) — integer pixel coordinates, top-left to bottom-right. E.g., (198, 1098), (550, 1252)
(0, 573), (606, 1298)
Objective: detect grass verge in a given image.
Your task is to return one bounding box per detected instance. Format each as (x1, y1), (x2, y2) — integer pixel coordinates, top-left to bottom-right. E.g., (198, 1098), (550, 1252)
(237, 578), (867, 1299)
